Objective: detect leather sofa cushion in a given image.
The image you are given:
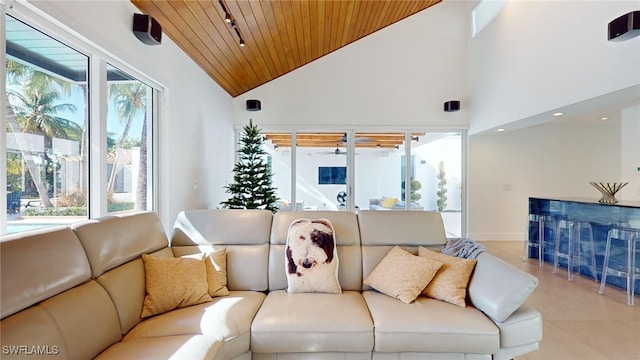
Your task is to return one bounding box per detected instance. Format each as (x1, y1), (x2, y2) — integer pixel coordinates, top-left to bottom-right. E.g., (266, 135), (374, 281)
(363, 291), (499, 354)
(251, 290), (373, 353)
(96, 335), (223, 360)
(253, 353), (371, 360)
(0, 226), (91, 319)
(73, 212), (169, 277)
(358, 210), (447, 246)
(494, 306), (543, 348)
(171, 209), (273, 246)
(39, 281), (122, 359)
(468, 253), (539, 323)
(125, 291), (265, 359)
(0, 306), (69, 357)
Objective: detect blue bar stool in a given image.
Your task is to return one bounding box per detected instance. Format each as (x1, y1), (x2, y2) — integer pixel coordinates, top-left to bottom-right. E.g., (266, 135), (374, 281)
(598, 228), (640, 306)
(522, 214), (553, 267)
(553, 219), (598, 282)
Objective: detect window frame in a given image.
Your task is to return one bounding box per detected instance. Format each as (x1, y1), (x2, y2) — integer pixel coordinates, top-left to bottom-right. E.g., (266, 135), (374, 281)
(2, 2), (162, 233)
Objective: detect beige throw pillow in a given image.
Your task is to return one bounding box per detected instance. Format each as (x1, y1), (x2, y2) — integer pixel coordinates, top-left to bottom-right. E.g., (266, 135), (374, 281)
(418, 247), (477, 307)
(364, 246), (443, 304)
(141, 254), (213, 317)
(205, 248), (230, 297)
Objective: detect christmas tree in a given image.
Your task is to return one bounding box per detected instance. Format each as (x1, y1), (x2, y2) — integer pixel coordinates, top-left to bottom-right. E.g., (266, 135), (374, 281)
(221, 119), (279, 212)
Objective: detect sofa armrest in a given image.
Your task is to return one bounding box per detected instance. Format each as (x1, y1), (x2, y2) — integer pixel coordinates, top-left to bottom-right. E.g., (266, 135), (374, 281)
(468, 252), (538, 323)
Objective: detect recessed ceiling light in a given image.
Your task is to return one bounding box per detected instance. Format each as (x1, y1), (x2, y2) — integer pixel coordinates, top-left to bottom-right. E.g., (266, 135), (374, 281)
(497, 128), (505, 132)
(600, 117), (609, 121)
(553, 112), (564, 117)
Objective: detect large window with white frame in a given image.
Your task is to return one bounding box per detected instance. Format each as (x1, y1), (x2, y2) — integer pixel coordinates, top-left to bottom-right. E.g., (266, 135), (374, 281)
(2, 9), (159, 235)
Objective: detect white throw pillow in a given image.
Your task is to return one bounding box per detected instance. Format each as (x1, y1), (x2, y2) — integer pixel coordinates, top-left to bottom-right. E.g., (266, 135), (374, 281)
(285, 218), (341, 294)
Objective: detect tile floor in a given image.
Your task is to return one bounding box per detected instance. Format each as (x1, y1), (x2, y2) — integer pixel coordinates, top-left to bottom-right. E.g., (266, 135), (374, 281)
(482, 241), (640, 360)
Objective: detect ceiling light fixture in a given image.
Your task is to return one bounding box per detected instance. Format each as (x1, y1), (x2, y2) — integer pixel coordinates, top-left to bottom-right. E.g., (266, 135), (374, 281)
(219, 0), (245, 47)
(497, 128), (505, 132)
(553, 112), (564, 117)
(600, 117), (609, 121)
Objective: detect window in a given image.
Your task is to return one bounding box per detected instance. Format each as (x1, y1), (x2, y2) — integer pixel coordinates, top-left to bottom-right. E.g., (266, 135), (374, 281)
(2, 9), (159, 234)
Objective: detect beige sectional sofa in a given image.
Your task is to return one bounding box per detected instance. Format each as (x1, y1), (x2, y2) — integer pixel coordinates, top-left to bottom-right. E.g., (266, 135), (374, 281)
(1, 209), (542, 360)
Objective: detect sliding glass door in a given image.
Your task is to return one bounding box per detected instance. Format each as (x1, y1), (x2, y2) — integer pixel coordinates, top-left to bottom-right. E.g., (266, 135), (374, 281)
(260, 129), (466, 238)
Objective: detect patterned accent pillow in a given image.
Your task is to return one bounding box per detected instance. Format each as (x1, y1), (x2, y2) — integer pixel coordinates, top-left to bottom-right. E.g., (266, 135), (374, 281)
(285, 218), (341, 293)
(418, 247), (477, 307)
(141, 254), (213, 317)
(364, 246), (443, 304)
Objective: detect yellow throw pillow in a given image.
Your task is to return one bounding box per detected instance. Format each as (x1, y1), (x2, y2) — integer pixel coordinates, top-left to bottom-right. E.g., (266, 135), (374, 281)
(141, 254), (213, 318)
(381, 197), (398, 208)
(205, 248), (230, 297)
(364, 246), (443, 304)
(418, 247), (477, 307)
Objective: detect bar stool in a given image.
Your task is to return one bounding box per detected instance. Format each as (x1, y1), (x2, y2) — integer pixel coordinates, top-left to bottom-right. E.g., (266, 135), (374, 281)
(553, 219), (598, 282)
(523, 214), (554, 267)
(598, 228), (640, 306)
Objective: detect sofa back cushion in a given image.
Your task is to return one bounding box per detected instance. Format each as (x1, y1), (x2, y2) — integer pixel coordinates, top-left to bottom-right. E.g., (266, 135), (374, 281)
(0, 226), (91, 319)
(358, 210), (447, 290)
(0, 279), (122, 359)
(73, 211), (169, 277)
(171, 209), (272, 291)
(269, 211), (362, 291)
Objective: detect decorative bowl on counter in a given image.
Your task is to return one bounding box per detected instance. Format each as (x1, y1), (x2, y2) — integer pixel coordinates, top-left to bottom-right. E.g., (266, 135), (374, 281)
(589, 182), (628, 204)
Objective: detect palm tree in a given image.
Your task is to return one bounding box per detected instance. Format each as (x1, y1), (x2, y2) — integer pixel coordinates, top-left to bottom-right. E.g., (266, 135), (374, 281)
(107, 83), (147, 194)
(5, 61), (76, 207)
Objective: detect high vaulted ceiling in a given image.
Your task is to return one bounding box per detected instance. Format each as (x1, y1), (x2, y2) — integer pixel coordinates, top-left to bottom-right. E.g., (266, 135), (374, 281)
(130, 0), (441, 97)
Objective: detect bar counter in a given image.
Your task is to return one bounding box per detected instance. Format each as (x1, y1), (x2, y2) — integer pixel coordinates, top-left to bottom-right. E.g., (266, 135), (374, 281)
(528, 197), (640, 290)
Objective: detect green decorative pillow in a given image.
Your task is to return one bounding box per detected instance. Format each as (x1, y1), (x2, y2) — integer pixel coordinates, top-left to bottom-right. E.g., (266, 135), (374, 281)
(418, 247), (477, 307)
(141, 254), (213, 317)
(365, 246), (443, 304)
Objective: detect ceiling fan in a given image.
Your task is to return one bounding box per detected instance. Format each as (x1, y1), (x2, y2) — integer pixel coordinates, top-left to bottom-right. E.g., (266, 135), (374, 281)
(316, 144), (358, 156)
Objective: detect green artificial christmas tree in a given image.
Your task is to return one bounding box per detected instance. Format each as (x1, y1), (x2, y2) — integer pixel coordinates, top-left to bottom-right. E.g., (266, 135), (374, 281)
(221, 119), (279, 212)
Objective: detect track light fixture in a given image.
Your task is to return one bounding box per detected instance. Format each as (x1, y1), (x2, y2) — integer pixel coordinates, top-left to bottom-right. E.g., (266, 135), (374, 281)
(219, 0), (245, 47)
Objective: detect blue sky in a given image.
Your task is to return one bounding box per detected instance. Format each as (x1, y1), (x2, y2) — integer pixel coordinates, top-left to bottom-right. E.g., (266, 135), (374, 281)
(7, 81), (145, 140)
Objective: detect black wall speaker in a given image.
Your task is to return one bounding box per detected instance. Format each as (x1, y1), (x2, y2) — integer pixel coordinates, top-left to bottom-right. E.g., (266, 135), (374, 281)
(246, 99), (262, 111)
(444, 100), (460, 112)
(608, 11), (640, 42)
(133, 13), (162, 45)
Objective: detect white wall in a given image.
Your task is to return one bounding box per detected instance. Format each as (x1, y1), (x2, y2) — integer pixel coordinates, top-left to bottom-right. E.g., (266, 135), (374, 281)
(620, 104), (640, 201)
(231, 1), (471, 128)
(24, 0), (234, 229)
(468, 120), (621, 241)
(469, 0), (640, 134)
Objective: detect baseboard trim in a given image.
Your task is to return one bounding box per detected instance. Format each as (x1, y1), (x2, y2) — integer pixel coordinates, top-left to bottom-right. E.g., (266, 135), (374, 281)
(468, 233), (524, 241)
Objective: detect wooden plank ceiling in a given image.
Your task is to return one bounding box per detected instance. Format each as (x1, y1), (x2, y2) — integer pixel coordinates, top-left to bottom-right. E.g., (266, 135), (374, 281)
(130, 0), (441, 97)
(263, 132), (425, 148)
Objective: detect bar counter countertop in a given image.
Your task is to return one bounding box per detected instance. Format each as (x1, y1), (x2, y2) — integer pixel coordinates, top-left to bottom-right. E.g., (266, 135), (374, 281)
(527, 197), (640, 291)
